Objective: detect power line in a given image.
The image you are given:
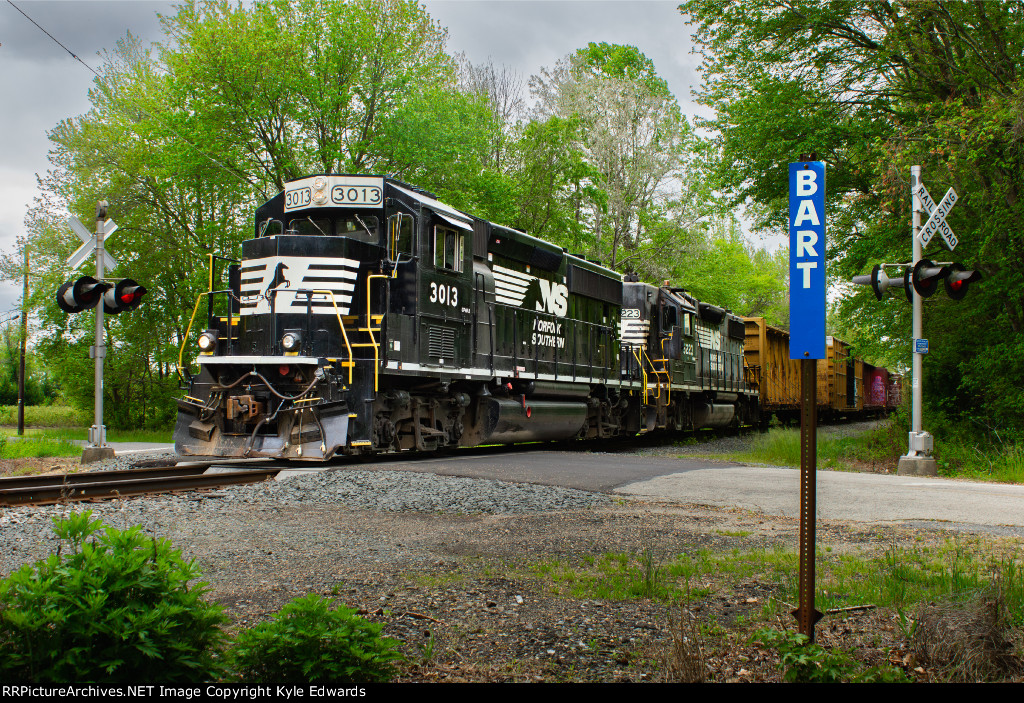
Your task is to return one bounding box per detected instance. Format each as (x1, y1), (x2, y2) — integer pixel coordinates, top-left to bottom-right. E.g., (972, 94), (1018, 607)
(6, 0), (267, 198)
(6, 0), (100, 78)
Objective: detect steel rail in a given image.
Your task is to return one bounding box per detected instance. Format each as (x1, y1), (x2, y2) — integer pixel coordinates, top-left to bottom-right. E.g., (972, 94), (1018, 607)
(0, 465), (213, 491)
(0, 467), (279, 507)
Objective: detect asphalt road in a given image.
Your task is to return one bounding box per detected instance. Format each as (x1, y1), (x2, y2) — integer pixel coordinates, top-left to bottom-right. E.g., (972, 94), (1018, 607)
(97, 441), (1024, 535)
(348, 448), (1024, 535)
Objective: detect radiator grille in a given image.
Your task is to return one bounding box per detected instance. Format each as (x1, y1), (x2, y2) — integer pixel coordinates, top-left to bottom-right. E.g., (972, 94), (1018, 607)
(428, 326), (456, 359)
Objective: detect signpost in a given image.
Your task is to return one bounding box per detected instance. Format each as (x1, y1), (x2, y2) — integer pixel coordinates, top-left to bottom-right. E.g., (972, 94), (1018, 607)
(67, 204), (119, 462)
(789, 157), (825, 641)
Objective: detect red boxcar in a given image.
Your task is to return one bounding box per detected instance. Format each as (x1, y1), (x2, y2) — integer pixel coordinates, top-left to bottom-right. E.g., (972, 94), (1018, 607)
(863, 365), (890, 411)
(887, 374), (903, 409)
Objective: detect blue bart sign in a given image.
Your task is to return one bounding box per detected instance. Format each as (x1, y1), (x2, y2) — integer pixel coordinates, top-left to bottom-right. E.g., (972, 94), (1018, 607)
(789, 161), (826, 360)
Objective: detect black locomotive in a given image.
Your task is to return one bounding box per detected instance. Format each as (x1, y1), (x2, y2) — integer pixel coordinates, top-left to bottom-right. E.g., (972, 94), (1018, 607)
(174, 175), (758, 460)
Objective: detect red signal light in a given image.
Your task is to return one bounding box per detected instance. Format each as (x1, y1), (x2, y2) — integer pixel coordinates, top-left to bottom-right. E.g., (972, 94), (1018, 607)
(950, 279), (963, 292)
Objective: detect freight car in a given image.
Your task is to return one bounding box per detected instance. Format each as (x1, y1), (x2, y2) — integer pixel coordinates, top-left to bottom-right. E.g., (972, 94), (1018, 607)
(743, 317), (901, 422)
(173, 174), (758, 460)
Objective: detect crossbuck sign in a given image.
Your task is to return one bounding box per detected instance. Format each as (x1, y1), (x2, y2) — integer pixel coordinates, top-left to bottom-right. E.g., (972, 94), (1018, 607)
(915, 184), (959, 250)
(67, 216), (119, 271)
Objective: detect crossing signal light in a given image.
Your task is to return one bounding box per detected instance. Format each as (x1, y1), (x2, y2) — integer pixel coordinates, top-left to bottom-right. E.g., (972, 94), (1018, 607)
(911, 259), (948, 298)
(854, 260), (982, 302)
(103, 279), (147, 314)
(943, 263), (982, 301)
(56, 276), (110, 313)
(852, 264), (908, 301)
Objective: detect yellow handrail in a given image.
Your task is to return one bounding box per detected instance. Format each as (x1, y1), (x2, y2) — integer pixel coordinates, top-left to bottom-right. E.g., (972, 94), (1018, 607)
(365, 275), (388, 392)
(177, 293), (207, 382)
(310, 289), (354, 384)
(632, 348), (648, 404)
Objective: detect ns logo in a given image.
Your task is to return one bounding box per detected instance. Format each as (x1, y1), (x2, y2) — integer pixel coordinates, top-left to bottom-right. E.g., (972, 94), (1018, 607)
(536, 280), (569, 317)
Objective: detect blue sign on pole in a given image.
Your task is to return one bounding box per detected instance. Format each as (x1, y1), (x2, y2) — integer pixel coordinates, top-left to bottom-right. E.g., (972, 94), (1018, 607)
(789, 161), (827, 360)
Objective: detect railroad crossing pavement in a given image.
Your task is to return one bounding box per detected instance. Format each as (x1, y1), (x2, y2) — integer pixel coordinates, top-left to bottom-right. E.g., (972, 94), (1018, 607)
(325, 449), (1024, 535)
(69, 440), (175, 455)
(615, 464), (1024, 534)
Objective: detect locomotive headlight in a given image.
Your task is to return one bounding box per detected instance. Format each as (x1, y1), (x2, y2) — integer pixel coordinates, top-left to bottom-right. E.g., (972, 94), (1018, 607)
(197, 329), (218, 353)
(312, 177), (328, 204)
(281, 330), (302, 352)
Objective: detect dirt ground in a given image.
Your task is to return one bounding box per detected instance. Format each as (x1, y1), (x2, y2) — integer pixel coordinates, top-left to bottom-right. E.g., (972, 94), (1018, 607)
(152, 495), (1023, 683)
(3, 445), (1022, 683)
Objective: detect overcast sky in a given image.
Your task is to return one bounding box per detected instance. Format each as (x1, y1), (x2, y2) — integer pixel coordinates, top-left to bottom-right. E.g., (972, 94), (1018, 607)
(0, 0), (713, 316)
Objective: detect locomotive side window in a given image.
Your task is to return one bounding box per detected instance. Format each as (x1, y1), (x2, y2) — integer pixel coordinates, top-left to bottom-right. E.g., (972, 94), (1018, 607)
(683, 312), (692, 336)
(387, 213), (414, 260)
(434, 225), (464, 273)
(337, 214), (379, 242)
(286, 217), (332, 236)
(662, 305), (678, 333)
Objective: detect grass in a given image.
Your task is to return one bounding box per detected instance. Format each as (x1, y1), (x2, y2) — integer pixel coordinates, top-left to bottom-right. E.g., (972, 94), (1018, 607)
(733, 425), (899, 472)
(727, 417), (1024, 483)
(0, 434), (81, 459)
(0, 405), (82, 428)
(0, 418), (173, 462)
(933, 440), (1024, 484)
(524, 538), (1024, 628)
(4, 427), (175, 443)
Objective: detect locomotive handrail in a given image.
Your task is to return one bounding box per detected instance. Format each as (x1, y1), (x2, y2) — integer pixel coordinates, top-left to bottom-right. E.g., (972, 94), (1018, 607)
(304, 289), (354, 385)
(207, 253), (241, 293)
(364, 274), (388, 392)
(631, 348), (648, 404)
(177, 292), (208, 383)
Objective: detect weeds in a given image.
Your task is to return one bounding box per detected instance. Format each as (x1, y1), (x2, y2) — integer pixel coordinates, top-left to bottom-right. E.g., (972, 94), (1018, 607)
(753, 629), (909, 683)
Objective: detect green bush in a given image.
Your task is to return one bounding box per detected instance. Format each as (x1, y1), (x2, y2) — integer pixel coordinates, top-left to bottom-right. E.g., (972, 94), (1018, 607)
(0, 511), (228, 682)
(754, 628), (909, 683)
(228, 594), (403, 683)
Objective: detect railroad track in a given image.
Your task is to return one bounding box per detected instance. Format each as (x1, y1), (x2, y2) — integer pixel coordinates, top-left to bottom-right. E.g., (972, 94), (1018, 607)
(0, 463), (283, 507)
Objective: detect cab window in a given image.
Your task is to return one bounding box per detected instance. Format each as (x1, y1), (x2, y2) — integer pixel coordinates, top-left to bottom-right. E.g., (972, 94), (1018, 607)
(434, 225), (464, 272)
(336, 214), (379, 242)
(286, 217), (332, 236)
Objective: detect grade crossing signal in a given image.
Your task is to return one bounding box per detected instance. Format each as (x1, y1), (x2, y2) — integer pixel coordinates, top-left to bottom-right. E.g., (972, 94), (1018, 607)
(943, 263), (982, 301)
(851, 264), (908, 301)
(56, 276), (110, 313)
(56, 276), (147, 314)
(103, 278), (147, 314)
(911, 259), (947, 298)
(852, 260), (981, 301)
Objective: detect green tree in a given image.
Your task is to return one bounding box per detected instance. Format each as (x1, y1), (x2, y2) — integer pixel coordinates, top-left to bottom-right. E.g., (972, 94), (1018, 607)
(684, 0), (1024, 435)
(14, 0), (503, 429)
(529, 43), (697, 275)
(678, 219), (789, 325)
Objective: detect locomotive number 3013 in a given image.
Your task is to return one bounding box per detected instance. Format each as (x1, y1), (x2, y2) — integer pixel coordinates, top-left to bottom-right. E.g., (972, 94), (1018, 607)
(429, 282), (459, 307)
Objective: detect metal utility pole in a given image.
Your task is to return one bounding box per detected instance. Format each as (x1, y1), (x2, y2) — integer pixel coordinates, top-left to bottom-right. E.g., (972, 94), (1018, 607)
(82, 202), (115, 463)
(898, 167), (938, 476)
(17, 247), (28, 436)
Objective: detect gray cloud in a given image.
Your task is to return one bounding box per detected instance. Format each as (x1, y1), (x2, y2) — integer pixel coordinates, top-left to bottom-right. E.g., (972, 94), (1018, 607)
(0, 1), (171, 62)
